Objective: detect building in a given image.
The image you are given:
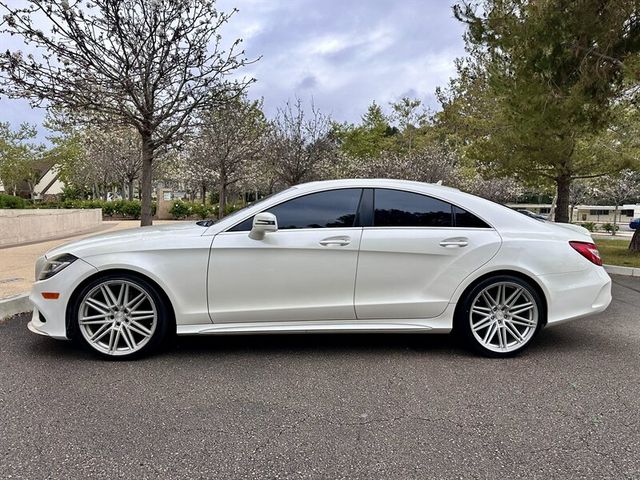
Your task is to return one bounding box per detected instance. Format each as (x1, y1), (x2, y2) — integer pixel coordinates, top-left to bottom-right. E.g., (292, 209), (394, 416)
(0, 164), (64, 199)
(509, 203), (640, 227)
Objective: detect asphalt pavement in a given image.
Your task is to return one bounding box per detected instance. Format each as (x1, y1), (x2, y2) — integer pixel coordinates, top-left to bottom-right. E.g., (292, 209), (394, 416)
(1, 275), (639, 479)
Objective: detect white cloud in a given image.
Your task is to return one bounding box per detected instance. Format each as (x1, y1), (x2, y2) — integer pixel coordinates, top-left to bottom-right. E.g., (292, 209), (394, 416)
(0, 0), (466, 140)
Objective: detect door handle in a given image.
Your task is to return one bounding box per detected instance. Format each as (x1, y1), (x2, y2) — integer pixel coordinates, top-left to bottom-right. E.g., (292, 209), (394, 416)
(319, 236), (351, 246)
(439, 237), (469, 248)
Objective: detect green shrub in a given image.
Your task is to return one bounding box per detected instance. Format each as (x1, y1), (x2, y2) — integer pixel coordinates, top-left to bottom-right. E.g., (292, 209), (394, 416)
(121, 200), (142, 219)
(169, 200), (192, 219)
(192, 203), (214, 219)
(602, 223), (620, 233)
(580, 222), (596, 232)
(0, 194), (27, 209)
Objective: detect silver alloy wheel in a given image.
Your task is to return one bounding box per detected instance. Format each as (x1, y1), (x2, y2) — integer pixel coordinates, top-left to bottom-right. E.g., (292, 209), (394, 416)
(78, 280), (157, 356)
(469, 281), (538, 353)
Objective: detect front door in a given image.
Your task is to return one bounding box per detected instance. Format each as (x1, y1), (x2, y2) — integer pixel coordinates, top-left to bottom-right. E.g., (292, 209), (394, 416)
(209, 188), (364, 323)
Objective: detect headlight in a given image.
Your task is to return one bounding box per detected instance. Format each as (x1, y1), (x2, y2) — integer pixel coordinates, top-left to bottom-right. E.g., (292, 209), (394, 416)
(38, 254), (78, 281)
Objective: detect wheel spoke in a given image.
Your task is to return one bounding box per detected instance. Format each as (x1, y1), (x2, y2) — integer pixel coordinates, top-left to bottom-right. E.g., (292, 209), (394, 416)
(81, 318), (112, 325)
(120, 326), (135, 350)
(505, 321), (524, 343)
(80, 312), (109, 322)
(128, 320), (152, 337)
(482, 291), (497, 308)
(510, 302), (533, 316)
(116, 283), (126, 306)
(85, 297), (110, 314)
(510, 315), (536, 327)
(472, 316), (493, 332)
(505, 287), (523, 307)
(472, 306), (492, 314)
(100, 285), (118, 308)
(108, 328), (121, 353)
(129, 313), (155, 322)
(90, 323), (112, 342)
(483, 323), (497, 344)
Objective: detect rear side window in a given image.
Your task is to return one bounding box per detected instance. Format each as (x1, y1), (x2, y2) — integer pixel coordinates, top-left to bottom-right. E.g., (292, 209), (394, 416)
(453, 206), (491, 228)
(229, 188), (363, 231)
(374, 189), (452, 227)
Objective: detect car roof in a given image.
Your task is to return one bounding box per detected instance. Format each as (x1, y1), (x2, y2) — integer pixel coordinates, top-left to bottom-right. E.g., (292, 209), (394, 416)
(293, 178), (459, 193)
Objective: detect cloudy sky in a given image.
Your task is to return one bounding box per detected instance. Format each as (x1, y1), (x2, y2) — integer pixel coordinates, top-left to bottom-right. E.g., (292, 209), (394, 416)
(0, 0), (466, 138)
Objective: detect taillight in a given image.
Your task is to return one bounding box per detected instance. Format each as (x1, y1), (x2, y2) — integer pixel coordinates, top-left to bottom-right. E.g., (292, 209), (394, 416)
(569, 241), (602, 266)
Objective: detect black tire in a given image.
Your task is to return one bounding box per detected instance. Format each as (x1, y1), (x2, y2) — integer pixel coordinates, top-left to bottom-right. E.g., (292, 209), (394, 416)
(456, 275), (544, 358)
(68, 272), (170, 359)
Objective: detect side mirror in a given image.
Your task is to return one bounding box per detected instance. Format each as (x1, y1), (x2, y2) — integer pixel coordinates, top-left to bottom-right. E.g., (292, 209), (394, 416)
(249, 212), (278, 240)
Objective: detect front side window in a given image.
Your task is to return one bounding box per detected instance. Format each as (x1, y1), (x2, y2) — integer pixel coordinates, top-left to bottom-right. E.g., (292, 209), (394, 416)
(374, 189), (452, 227)
(229, 188), (363, 231)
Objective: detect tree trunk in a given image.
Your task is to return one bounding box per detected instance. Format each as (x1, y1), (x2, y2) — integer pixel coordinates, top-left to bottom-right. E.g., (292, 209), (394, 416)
(555, 175), (571, 223)
(140, 134), (154, 226)
(218, 182), (226, 220)
(612, 204), (618, 236)
(201, 184), (207, 205)
(128, 179), (134, 201)
(630, 229), (640, 252)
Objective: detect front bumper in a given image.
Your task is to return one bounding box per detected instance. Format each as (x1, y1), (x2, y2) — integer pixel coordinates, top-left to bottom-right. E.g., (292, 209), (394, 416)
(28, 258), (99, 340)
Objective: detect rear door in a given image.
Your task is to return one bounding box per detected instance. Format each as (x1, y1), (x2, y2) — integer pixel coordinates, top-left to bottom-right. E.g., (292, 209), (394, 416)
(354, 188), (502, 319)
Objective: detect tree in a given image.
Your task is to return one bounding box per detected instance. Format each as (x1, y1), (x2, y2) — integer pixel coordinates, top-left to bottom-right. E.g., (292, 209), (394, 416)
(568, 180), (594, 223)
(389, 97), (430, 154)
(341, 144), (459, 186)
(0, 122), (41, 197)
(0, 0), (255, 225)
(592, 170), (640, 236)
(463, 175), (524, 204)
(268, 99), (336, 186)
(332, 102), (398, 159)
(189, 95), (268, 218)
(440, 0), (640, 222)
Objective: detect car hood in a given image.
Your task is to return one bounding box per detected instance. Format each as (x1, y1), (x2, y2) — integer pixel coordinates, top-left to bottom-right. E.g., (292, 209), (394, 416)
(45, 223), (208, 259)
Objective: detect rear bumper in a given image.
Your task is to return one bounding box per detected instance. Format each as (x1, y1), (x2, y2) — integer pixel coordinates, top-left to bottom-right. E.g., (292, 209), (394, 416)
(539, 266), (612, 325)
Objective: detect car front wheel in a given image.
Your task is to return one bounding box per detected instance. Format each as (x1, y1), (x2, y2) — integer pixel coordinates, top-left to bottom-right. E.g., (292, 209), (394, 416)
(459, 275), (543, 357)
(70, 273), (169, 359)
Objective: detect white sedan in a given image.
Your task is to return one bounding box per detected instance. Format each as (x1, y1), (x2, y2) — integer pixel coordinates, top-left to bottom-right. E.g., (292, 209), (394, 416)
(28, 179), (612, 358)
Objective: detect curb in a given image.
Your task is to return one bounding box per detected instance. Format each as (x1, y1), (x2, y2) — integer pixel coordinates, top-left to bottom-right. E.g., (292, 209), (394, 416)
(604, 264), (640, 277)
(0, 294), (31, 320)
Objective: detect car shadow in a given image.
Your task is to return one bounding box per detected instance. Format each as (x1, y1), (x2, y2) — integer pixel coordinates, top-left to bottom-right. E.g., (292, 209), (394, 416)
(24, 322), (618, 362)
(26, 330), (471, 361)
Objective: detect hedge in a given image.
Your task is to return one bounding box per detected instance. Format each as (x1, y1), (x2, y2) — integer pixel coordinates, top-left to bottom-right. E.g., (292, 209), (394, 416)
(0, 196), (153, 219)
(0, 194), (27, 209)
(169, 200), (243, 220)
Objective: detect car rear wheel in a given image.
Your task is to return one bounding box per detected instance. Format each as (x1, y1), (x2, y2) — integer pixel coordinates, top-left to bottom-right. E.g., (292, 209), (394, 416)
(458, 275), (543, 357)
(71, 273), (169, 359)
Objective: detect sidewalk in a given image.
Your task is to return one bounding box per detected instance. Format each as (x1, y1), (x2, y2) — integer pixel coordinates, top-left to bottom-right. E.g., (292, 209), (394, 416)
(0, 220), (182, 299)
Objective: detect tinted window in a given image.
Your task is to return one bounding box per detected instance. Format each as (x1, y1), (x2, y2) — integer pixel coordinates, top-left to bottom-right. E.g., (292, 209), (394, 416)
(229, 189), (362, 231)
(374, 189), (452, 227)
(453, 206), (490, 228)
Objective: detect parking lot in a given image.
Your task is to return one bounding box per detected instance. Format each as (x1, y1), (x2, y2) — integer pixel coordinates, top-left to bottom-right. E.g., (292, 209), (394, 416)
(1, 275), (639, 479)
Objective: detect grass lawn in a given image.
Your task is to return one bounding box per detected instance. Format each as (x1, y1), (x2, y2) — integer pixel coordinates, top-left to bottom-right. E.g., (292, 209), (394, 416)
(594, 237), (640, 268)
